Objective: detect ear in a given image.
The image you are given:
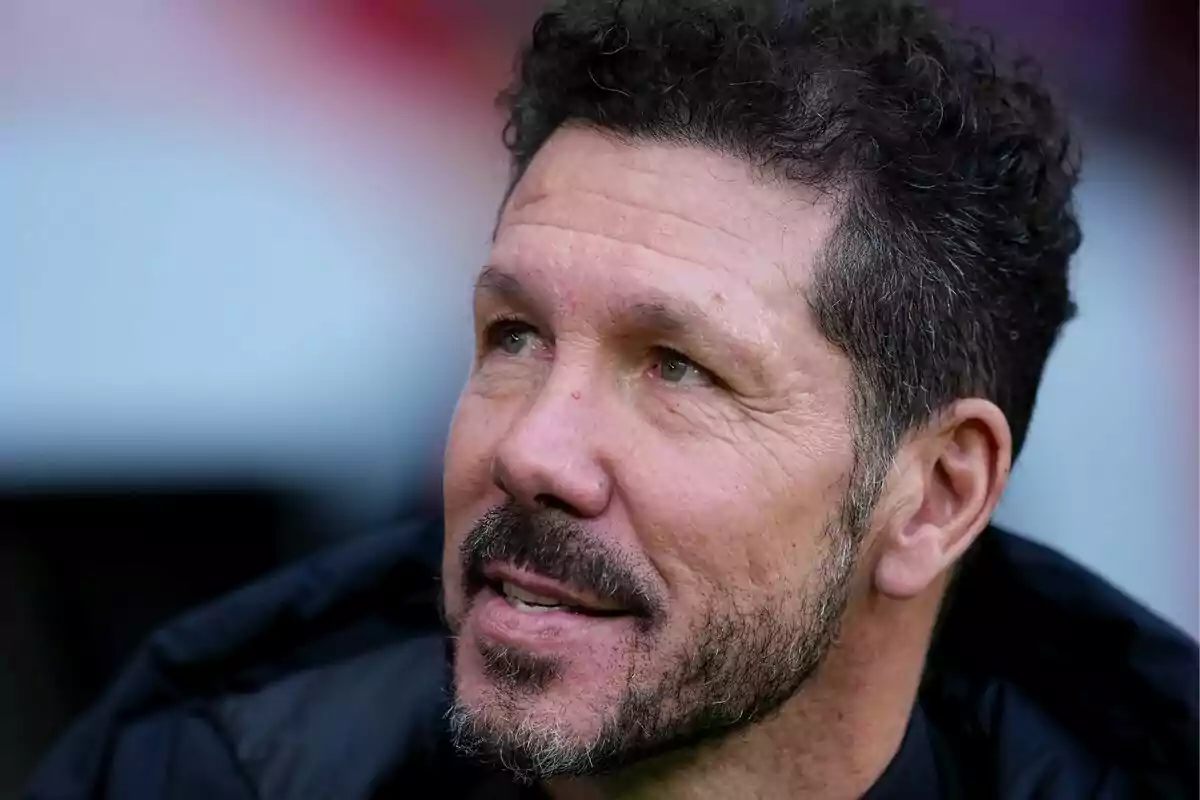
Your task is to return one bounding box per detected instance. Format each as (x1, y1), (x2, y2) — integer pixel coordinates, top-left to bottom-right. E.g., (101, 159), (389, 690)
(873, 399), (1012, 599)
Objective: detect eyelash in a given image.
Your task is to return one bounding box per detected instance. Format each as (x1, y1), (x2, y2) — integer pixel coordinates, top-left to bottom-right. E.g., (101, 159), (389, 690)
(653, 347), (721, 388)
(480, 314), (529, 343)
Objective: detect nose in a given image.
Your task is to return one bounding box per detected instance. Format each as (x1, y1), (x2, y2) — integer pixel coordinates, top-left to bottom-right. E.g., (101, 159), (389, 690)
(491, 379), (612, 519)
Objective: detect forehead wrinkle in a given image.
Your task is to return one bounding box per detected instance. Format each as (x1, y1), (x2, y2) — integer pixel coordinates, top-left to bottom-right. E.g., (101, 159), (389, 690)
(517, 127), (775, 210)
(505, 140), (835, 307)
(509, 134), (790, 226)
(508, 184), (758, 255)
(494, 220), (751, 306)
(501, 201), (760, 278)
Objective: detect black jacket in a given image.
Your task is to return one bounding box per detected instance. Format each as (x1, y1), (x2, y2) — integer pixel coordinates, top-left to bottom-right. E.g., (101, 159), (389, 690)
(27, 518), (1198, 799)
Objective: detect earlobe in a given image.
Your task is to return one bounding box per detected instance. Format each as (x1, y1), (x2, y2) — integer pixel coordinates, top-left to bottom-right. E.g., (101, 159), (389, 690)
(875, 521), (947, 598)
(873, 399), (1012, 600)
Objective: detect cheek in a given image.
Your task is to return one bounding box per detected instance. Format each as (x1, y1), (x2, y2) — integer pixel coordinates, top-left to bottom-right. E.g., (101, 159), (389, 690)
(623, 428), (848, 602)
(443, 401), (493, 502)
(442, 391), (511, 559)
(443, 360), (546, 509)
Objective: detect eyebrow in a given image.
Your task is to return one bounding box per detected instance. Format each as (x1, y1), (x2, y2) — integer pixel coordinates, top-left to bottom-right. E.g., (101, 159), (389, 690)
(623, 300), (697, 335)
(477, 266), (714, 336)
(475, 266), (534, 307)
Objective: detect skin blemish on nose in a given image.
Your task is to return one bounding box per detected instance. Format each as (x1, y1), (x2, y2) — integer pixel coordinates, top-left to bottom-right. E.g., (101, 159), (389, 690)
(572, 390), (582, 400)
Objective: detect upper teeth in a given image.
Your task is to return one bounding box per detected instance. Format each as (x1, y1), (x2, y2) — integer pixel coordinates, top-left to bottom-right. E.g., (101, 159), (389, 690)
(502, 581), (566, 608)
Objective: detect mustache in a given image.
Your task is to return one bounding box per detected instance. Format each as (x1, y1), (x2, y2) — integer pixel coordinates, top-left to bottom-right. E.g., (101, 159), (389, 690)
(460, 501), (661, 621)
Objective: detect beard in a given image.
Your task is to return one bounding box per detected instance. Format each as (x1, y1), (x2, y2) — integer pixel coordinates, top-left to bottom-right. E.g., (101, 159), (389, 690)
(446, 485), (869, 784)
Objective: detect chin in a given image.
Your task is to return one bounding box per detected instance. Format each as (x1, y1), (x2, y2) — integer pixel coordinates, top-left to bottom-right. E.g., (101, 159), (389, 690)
(453, 622), (627, 726)
(450, 631), (625, 776)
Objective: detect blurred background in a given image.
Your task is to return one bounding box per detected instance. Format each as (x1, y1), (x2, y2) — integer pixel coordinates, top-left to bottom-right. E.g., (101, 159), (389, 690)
(1, 0), (1195, 794)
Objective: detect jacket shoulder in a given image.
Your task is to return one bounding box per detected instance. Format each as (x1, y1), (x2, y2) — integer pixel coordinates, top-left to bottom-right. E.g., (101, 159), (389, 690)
(25, 516), (445, 799)
(926, 527), (1199, 798)
(105, 708), (256, 800)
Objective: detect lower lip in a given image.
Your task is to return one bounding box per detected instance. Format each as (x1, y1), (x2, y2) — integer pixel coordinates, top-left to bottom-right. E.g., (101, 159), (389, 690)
(470, 585), (634, 650)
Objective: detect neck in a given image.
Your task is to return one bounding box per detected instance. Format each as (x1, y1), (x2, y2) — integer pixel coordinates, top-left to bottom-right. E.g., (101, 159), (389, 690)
(545, 581), (944, 800)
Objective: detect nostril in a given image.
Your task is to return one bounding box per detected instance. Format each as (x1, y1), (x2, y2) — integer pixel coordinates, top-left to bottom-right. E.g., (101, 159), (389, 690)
(493, 472), (514, 501)
(535, 493), (580, 516)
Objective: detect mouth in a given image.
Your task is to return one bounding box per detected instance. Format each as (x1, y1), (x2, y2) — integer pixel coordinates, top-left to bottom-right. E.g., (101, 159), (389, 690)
(460, 559), (656, 655)
(481, 563), (629, 619)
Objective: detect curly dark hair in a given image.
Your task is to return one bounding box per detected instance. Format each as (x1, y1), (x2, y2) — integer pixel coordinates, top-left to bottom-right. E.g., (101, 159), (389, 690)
(498, 0), (1081, 463)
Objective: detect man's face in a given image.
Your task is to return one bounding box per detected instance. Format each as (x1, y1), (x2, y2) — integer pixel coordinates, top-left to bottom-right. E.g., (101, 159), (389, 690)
(442, 127), (867, 778)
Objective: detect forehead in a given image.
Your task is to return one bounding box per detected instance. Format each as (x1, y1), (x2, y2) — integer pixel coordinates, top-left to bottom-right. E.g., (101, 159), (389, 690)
(490, 127), (838, 355)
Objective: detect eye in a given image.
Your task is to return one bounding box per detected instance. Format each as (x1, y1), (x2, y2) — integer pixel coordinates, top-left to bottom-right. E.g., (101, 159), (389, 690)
(651, 348), (713, 387)
(484, 317), (541, 356)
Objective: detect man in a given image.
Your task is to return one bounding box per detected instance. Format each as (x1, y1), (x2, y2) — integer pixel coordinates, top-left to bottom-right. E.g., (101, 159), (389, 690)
(28, 1), (1197, 798)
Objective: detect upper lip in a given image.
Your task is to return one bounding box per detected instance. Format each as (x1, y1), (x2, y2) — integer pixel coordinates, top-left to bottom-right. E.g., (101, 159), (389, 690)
(482, 562), (627, 613)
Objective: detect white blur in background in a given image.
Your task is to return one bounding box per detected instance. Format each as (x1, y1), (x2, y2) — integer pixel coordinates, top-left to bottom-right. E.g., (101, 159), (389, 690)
(994, 127), (1198, 638)
(1, 2), (503, 522)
